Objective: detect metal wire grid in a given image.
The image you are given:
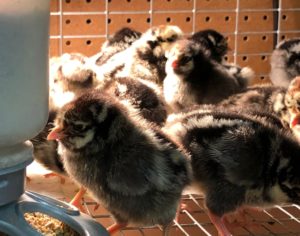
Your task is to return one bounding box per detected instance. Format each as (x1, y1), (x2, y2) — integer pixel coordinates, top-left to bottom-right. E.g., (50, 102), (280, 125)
(27, 162), (300, 236)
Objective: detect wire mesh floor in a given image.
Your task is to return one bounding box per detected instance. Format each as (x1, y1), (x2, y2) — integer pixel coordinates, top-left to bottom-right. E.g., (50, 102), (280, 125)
(26, 161), (300, 236)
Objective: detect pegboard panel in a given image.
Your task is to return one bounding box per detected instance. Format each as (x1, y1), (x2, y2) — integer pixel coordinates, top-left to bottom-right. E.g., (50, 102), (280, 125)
(107, 14), (150, 35)
(62, 0), (105, 12)
(238, 12), (274, 32)
(195, 12), (236, 33)
(62, 38), (106, 56)
(50, 15), (59, 35)
(280, 10), (300, 31)
(62, 14), (106, 35)
(237, 33), (274, 54)
(49, 0), (300, 85)
(108, 0), (150, 12)
(196, 0), (236, 10)
(152, 13), (193, 33)
(153, 0), (193, 11)
(239, 0), (274, 9)
(281, 0), (300, 9)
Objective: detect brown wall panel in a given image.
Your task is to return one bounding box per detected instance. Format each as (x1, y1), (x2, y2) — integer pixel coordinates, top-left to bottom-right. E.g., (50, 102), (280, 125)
(49, 39), (60, 57)
(239, 0), (273, 9)
(153, 0), (193, 11)
(237, 33), (274, 54)
(50, 0), (59, 12)
(196, 0), (236, 10)
(50, 15), (60, 35)
(62, 0), (105, 12)
(280, 11), (300, 31)
(279, 32), (300, 42)
(237, 54), (271, 75)
(62, 15), (106, 35)
(195, 12), (236, 33)
(107, 14), (150, 35)
(152, 13), (193, 33)
(281, 0), (300, 9)
(108, 0), (149, 11)
(63, 38), (106, 56)
(238, 12), (274, 32)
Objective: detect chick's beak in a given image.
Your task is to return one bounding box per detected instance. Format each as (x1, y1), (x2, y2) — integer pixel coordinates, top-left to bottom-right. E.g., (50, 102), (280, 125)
(47, 126), (65, 140)
(290, 113), (300, 128)
(172, 60), (178, 69)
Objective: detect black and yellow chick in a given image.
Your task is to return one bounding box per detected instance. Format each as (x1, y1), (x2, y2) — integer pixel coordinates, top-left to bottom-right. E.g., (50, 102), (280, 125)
(190, 29), (229, 63)
(93, 27), (141, 66)
(47, 91), (190, 235)
(163, 39), (253, 111)
(270, 38), (300, 88)
(164, 110), (300, 236)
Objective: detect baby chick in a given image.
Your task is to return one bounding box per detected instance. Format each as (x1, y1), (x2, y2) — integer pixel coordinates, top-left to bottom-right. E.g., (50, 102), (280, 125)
(284, 76), (300, 140)
(104, 77), (169, 126)
(47, 91), (190, 235)
(218, 84), (289, 126)
(164, 110), (300, 236)
(49, 52), (97, 110)
(190, 29), (229, 63)
(163, 39), (253, 111)
(270, 38), (300, 88)
(93, 27), (141, 66)
(30, 110), (65, 177)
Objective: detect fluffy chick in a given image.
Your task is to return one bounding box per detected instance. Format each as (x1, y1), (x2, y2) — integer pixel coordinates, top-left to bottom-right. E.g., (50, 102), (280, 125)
(96, 25), (183, 86)
(49, 53), (97, 110)
(190, 29), (228, 63)
(163, 39), (253, 111)
(284, 76), (300, 140)
(93, 27), (141, 66)
(218, 84), (289, 127)
(30, 109), (65, 176)
(270, 38), (300, 88)
(163, 110), (300, 236)
(104, 77), (169, 126)
(47, 91), (190, 235)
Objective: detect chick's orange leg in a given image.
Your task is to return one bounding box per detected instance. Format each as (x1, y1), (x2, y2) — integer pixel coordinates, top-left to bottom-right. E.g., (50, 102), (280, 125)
(207, 211), (233, 236)
(107, 222), (128, 235)
(223, 207), (262, 231)
(69, 186), (87, 213)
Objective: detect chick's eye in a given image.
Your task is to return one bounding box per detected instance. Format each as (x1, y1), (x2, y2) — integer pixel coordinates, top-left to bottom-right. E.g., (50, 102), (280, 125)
(167, 37), (176, 43)
(180, 56), (192, 64)
(73, 124), (85, 131)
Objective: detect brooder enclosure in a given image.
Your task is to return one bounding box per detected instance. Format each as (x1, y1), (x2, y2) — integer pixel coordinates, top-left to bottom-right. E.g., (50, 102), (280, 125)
(26, 0), (300, 235)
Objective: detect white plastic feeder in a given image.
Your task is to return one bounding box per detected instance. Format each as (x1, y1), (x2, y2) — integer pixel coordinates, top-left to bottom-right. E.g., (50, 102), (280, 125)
(0, 1), (108, 235)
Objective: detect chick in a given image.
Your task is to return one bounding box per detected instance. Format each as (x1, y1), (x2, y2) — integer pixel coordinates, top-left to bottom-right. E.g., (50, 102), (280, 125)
(47, 91), (190, 235)
(96, 25), (183, 87)
(163, 110), (300, 236)
(270, 38), (300, 88)
(30, 110), (65, 177)
(163, 39), (253, 111)
(49, 52), (97, 110)
(284, 76), (300, 140)
(104, 77), (169, 126)
(190, 29), (229, 63)
(218, 84), (289, 126)
(92, 27), (141, 66)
